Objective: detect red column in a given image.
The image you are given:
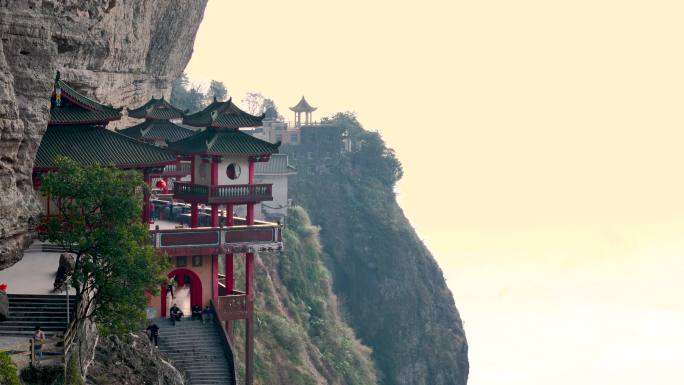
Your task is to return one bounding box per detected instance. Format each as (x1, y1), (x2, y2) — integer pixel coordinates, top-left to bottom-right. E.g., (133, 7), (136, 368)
(190, 203), (198, 228)
(247, 159), (255, 225)
(226, 204), (234, 226)
(212, 255), (219, 303)
(226, 253), (234, 292)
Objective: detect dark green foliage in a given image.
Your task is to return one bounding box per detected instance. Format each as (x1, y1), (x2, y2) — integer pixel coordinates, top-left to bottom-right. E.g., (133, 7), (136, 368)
(170, 73), (206, 113)
(0, 352), (20, 385)
(39, 157), (168, 335)
(287, 114), (468, 385)
(20, 364), (64, 385)
(230, 206), (376, 385)
(209, 80), (228, 101)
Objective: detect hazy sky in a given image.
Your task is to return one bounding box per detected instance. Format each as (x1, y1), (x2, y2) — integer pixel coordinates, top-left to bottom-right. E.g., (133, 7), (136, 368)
(187, 1), (684, 384)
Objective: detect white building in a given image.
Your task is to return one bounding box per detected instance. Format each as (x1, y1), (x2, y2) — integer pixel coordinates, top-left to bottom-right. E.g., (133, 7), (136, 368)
(253, 154), (297, 221)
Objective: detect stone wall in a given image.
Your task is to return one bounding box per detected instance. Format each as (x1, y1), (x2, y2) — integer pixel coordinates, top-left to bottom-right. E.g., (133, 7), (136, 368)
(0, 0), (208, 269)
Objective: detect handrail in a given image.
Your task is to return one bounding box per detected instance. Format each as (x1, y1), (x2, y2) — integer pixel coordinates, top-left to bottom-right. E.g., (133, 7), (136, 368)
(174, 182), (273, 203)
(210, 300), (238, 385)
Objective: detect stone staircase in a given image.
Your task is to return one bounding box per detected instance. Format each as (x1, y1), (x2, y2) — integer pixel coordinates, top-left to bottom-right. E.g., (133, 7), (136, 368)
(156, 317), (236, 385)
(0, 294), (74, 337)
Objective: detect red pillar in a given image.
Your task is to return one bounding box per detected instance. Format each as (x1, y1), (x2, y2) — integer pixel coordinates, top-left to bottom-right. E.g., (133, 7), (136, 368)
(226, 252), (234, 340)
(226, 204), (234, 226)
(212, 254), (219, 303)
(190, 203), (198, 228)
(211, 205), (219, 227)
(226, 253), (234, 292)
(247, 159), (255, 225)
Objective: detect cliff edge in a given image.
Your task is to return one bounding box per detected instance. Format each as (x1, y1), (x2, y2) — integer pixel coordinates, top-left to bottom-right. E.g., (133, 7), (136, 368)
(0, 0), (207, 269)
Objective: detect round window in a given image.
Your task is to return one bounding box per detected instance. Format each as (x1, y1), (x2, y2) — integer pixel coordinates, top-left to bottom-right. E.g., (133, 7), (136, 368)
(226, 163), (241, 180)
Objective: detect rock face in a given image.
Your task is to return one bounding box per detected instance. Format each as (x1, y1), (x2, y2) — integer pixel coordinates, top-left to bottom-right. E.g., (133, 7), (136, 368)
(0, 0), (207, 270)
(287, 115), (469, 385)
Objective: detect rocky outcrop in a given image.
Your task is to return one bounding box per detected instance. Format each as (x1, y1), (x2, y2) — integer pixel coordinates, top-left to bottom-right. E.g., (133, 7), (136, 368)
(86, 333), (185, 385)
(0, 0), (207, 269)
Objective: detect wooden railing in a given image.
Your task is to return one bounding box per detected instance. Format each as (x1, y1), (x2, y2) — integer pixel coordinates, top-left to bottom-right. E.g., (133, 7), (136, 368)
(217, 290), (248, 321)
(174, 182), (272, 204)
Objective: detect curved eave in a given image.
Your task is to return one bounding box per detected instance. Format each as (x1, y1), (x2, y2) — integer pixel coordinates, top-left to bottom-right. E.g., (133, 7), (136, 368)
(48, 117), (121, 125)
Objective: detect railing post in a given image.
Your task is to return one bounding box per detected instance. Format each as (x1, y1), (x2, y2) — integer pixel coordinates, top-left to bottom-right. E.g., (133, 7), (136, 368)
(30, 338), (34, 366)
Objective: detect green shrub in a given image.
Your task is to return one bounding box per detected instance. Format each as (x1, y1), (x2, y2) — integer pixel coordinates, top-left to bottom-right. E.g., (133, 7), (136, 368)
(0, 352), (20, 385)
(20, 364), (64, 385)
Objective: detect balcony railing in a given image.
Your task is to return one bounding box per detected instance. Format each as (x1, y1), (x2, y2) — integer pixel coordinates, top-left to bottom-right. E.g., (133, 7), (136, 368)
(174, 182), (273, 204)
(151, 162), (191, 177)
(216, 290), (249, 320)
(150, 223), (283, 256)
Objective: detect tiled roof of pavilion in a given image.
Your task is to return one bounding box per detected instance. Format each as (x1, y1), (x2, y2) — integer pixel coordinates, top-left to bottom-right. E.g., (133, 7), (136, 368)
(182, 98), (264, 128)
(168, 127), (280, 157)
(127, 97), (185, 120)
(255, 154), (297, 175)
(34, 125), (176, 171)
(118, 120), (195, 144)
(289, 96), (317, 113)
(49, 74), (122, 125)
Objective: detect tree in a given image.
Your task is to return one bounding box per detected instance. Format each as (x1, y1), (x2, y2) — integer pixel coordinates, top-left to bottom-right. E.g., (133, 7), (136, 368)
(209, 80), (228, 101)
(39, 157), (168, 335)
(242, 91), (265, 115)
(170, 73), (206, 113)
(262, 98), (280, 120)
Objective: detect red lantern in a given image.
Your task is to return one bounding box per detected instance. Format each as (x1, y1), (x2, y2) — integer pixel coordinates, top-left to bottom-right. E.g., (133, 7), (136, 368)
(155, 179), (168, 193)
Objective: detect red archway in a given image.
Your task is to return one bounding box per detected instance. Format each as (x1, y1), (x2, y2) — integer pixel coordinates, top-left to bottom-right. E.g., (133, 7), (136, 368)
(161, 268), (203, 317)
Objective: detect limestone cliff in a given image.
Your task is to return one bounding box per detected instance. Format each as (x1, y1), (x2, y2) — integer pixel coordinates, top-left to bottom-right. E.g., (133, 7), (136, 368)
(0, 0), (207, 269)
(287, 114), (469, 385)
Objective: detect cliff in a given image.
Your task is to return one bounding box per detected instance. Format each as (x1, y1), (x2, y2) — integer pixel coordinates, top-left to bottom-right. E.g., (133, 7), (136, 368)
(0, 0), (207, 269)
(286, 114), (469, 385)
(230, 206), (378, 385)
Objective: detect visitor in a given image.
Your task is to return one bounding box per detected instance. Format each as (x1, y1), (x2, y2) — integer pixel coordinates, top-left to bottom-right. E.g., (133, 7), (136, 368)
(191, 304), (202, 321)
(146, 321), (159, 347)
(202, 305), (213, 324)
(167, 277), (177, 299)
(169, 303), (183, 325)
(33, 326), (45, 359)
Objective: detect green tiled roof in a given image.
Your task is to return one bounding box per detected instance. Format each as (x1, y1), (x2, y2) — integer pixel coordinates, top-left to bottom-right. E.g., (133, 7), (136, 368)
(118, 120), (195, 143)
(182, 98), (264, 128)
(127, 97), (185, 120)
(35, 125), (176, 170)
(169, 128), (280, 156)
(255, 154), (297, 175)
(50, 78), (122, 125)
(289, 96), (317, 113)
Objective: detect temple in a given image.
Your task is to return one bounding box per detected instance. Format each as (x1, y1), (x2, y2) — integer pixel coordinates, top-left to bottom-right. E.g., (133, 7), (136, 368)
(119, 97), (195, 146)
(2, 74), (284, 384)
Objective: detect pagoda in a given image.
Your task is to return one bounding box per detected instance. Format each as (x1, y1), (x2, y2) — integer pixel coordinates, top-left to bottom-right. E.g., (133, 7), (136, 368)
(34, 73), (177, 221)
(119, 97), (196, 192)
(119, 97), (194, 146)
(289, 96), (317, 127)
(162, 97), (280, 385)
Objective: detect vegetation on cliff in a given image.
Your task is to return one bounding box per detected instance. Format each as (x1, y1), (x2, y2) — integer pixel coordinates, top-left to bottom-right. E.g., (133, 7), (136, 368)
(232, 206), (377, 385)
(286, 113), (469, 385)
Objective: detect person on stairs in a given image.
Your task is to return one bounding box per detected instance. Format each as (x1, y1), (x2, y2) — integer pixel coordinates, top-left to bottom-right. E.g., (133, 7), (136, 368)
(191, 304), (202, 321)
(146, 321), (160, 347)
(202, 305), (213, 324)
(169, 303), (183, 325)
(33, 326), (46, 360)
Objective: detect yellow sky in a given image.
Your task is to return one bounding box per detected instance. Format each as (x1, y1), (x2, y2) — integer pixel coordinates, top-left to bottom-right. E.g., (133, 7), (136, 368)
(187, 1), (684, 383)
